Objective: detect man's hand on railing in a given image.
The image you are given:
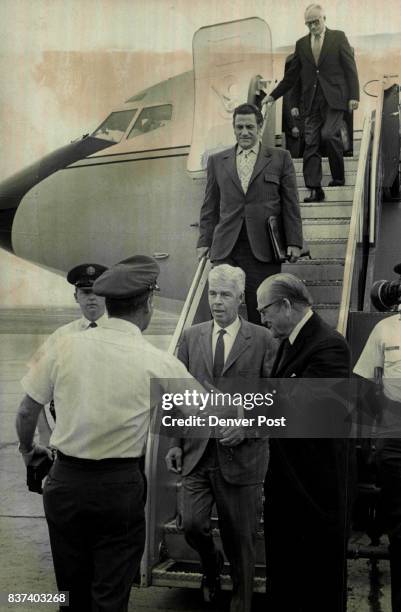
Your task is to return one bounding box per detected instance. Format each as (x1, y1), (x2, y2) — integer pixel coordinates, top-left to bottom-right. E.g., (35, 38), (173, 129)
(348, 99), (359, 112)
(197, 246), (210, 261)
(262, 95), (275, 108)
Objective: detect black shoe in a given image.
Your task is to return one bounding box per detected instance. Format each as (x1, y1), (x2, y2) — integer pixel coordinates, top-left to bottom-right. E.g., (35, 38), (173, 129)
(328, 179), (345, 187)
(201, 550), (224, 603)
(303, 187), (325, 203)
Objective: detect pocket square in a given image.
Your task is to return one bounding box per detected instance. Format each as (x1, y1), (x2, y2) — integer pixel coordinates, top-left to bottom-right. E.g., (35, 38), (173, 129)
(290, 373), (297, 377)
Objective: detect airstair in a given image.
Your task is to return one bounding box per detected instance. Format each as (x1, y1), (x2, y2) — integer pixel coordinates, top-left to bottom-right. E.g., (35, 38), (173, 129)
(142, 77), (400, 594)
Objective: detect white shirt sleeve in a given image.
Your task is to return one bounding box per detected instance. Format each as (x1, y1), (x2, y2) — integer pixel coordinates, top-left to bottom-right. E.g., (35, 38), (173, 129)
(353, 325), (384, 380)
(21, 345), (57, 405)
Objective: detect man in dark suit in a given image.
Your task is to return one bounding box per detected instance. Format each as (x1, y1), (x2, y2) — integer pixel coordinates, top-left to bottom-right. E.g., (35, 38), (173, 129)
(265, 4), (359, 202)
(165, 264), (274, 612)
(197, 102), (303, 325)
(257, 273), (354, 612)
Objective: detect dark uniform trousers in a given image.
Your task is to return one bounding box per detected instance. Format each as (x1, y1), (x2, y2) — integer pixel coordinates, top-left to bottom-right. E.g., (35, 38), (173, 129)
(213, 223), (280, 326)
(43, 453), (145, 612)
(304, 83), (345, 188)
(182, 439), (262, 612)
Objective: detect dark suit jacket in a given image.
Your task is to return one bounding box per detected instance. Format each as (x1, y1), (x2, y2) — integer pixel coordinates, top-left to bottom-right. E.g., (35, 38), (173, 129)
(268, 312), (353, 519)
(174, 317), (273, 485)
(197, 145), (303, 262)
(270, 28), (359, 115)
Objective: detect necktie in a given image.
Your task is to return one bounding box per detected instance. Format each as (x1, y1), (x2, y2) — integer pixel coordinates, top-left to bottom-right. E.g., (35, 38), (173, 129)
(238, 150), (254, 193)
(88, 321), (97, 328)
(213, 329), (226, 379)
(312, 34), (322, 65)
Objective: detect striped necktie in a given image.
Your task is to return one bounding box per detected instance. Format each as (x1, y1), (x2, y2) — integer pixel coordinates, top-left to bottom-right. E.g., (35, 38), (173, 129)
(238, 150), (255, 193)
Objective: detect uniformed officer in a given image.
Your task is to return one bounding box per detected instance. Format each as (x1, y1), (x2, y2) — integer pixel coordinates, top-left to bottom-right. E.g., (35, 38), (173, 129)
(354, 309), (401, 612)
(16, 255), (207, 612)
(29, 262), (108, 426)
(32, 263), (108, 362)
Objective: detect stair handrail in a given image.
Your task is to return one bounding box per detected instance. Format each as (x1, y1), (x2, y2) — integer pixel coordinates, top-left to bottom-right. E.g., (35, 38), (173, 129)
(141, 256), (211, 585)
(337, 114), (372, 335)
(168, 256), (212, 354)
(369, 75), (395, 243)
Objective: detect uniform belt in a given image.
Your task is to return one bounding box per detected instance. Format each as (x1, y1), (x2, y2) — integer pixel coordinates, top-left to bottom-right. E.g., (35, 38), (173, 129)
(57, 450), (141, 468)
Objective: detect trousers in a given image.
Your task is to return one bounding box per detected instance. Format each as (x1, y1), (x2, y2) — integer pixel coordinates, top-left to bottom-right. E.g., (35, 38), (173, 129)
(43, 455), (145, 612)
(182, 440), (262, 612)
(303, 84), (345, 188)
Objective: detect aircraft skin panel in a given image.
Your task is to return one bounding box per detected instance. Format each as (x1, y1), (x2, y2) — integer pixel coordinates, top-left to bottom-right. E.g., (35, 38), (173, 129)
(12, 155), (206, 300)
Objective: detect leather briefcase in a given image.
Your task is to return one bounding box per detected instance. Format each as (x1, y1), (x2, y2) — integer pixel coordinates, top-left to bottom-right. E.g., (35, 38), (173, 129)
(266, 216), (287, 263)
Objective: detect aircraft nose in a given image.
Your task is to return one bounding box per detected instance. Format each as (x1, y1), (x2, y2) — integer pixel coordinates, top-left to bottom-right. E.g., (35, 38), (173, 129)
(0, 135), (113, 253)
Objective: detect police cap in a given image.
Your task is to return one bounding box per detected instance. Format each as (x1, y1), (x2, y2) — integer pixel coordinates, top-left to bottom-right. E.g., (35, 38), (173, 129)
(67, 263), (108, 288)
(93, 255), (160, 298)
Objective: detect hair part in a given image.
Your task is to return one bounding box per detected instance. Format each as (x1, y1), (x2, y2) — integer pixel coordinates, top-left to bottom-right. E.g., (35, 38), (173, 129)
(258, 273), (313, 309)
(105, 290), (151, 317)
(233, 103), (264, 127)
(209, 264), (246, 295)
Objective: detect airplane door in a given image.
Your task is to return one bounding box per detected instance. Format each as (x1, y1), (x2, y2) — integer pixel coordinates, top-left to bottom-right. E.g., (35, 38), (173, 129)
(187, 17), (273, 173)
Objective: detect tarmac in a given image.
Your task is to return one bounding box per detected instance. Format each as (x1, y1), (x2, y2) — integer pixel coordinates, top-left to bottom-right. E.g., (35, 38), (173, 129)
(0, 308), (393, 611)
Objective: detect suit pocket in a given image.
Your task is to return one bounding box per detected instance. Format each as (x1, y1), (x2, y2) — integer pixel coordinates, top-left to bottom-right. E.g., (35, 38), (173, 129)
(264, 173), (280, 184)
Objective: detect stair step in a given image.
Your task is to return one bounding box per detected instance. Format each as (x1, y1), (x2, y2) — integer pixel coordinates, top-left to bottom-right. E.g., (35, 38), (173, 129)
(303, 280), (343, 303)
(292, 157), (358, 172)
(298, 186), (354, 201)
(300, 202), (352, 219)
(283, 260), (344, 281)
(295, 173), (356, 188)
(306, 239), (347, 259)
(303, 220), (350, 240)
(151, 559), (266, 592)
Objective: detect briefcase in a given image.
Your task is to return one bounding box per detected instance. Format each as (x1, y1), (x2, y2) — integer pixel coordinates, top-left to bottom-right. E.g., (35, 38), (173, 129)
(266, 216), (287, 263)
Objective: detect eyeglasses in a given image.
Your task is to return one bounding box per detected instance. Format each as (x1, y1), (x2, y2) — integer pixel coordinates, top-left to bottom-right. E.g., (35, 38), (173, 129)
(257, 299), (283, 316)
(305, 19), (321, 27)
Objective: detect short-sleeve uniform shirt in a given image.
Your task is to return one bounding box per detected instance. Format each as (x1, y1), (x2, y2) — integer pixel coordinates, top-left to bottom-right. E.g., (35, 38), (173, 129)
(21, 317), (198, 459)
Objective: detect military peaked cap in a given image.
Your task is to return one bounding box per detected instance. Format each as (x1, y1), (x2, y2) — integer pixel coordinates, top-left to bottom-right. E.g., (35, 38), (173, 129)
(67, 263), (108, 288)
(93, 255), (160, 298)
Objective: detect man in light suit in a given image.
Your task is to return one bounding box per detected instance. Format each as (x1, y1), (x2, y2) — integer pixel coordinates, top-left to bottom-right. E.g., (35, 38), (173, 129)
(257, 273), (354, 612)
(265, 4), (359, 202)
(197, 103), (303, 325)
(165, 264), (274, 612)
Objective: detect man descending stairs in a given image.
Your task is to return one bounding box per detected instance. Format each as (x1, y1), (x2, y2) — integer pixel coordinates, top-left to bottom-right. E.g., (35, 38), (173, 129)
(284, 134), (361, 327)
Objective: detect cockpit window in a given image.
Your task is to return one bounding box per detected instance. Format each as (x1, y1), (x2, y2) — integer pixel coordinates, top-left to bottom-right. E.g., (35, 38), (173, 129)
(127, 105), (173, 139)
(92, 109), (137, 142)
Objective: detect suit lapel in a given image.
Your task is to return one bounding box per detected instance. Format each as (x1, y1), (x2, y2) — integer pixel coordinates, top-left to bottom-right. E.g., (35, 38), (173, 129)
(301, 33), (316, 65)
(272, 313), (318, 376)
(222, 318), (251, 374)
(318, 28), (333, 66)
(200, 322), (214, 380)
(247, 147), (273, 189)
(222, 146), (243, 194)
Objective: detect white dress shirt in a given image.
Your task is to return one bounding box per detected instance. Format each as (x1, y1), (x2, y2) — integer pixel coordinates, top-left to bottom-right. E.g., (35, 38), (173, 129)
(212, 316), (241, 364)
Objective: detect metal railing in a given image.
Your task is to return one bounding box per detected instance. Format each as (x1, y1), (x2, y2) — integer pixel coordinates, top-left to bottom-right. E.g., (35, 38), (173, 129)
(337, 114), (372, 335)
